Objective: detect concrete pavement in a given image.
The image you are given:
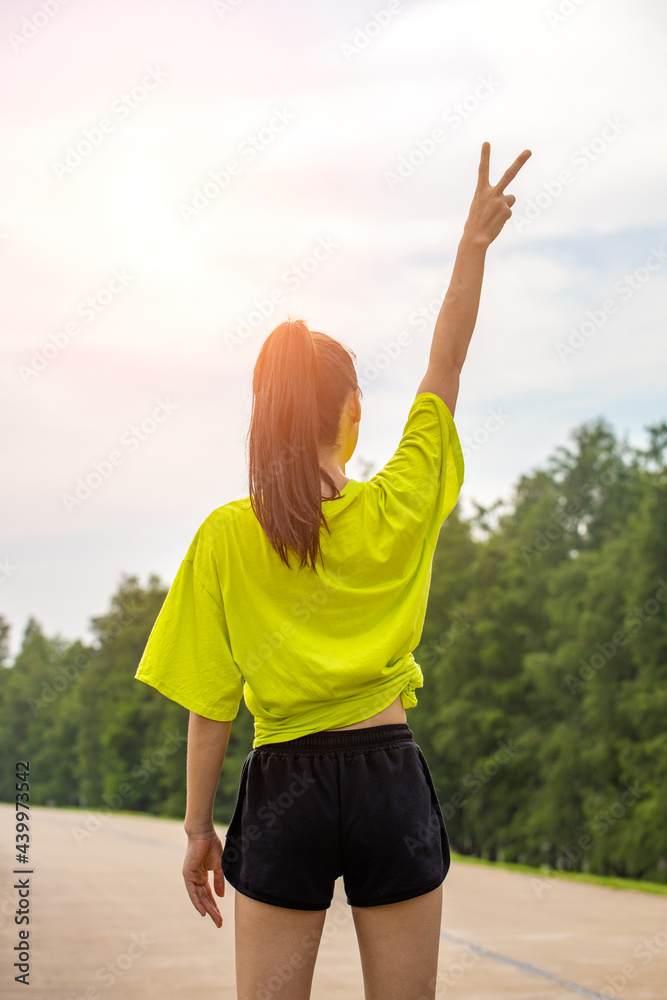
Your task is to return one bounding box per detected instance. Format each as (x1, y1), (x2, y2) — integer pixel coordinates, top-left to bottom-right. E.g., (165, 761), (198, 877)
(1, 803), (666, 998)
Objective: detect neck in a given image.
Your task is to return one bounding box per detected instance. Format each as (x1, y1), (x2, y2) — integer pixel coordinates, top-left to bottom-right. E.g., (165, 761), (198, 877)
(320, 465), (349, 498)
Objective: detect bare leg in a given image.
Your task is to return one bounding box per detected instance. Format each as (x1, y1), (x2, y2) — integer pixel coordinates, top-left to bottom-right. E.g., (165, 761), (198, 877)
(234, 891), (328, 1000)
(351, 884), (443, 1000)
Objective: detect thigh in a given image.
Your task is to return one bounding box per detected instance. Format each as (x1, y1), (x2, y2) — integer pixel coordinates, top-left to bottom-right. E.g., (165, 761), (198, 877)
(340, 742), (450, 907)
(234, 892), (327, 1000)
(351, 884), (443, 1000)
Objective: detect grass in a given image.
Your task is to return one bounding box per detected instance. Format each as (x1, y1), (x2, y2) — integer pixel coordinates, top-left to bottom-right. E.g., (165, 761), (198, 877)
(450, 850), (667, 895)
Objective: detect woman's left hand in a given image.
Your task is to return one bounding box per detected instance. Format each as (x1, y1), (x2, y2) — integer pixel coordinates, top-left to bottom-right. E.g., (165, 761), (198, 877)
(182, 831), (226, 928)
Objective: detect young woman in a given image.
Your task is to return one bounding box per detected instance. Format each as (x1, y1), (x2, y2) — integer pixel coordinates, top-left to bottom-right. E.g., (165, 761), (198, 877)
(135, 140), (531, 1000)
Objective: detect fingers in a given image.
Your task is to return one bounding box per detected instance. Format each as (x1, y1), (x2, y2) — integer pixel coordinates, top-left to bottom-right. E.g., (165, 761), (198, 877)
(494, 149), (532, 193)
(199, 884), (223, 926)
(213, 867), (226, 897)
(185, 877), (223, 927)
(477, 141), (490, 187)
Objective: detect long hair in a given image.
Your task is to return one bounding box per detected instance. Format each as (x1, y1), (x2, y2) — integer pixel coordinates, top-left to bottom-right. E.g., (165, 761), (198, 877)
(247, 318), (361, 572)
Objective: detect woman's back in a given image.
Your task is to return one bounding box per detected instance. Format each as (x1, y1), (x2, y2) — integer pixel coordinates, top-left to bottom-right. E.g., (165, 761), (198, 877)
(135, 391), (464, 747)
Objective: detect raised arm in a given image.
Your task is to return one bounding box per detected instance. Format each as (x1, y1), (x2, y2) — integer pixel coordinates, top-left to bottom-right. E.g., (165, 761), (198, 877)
(416, 142), (531, 417)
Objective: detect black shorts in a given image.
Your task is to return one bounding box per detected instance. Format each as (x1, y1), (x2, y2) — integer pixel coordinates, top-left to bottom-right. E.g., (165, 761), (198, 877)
(220, 723), (450, 910)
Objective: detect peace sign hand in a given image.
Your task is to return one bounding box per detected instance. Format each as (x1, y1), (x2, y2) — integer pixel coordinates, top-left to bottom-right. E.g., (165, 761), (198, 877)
(463, 142), (531, 248)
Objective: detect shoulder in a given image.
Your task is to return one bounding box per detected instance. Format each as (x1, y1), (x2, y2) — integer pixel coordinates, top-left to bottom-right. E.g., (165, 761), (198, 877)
(203, 496), (252, 527)
(411, 391), (455, 423)
(177, 499), (251, 560)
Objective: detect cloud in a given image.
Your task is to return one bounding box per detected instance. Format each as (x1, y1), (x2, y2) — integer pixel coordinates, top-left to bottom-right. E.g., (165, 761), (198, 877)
(1, 0), (665, 658)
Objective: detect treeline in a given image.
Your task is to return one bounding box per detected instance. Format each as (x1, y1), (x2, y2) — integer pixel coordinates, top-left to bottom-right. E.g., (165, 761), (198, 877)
(1, 414), (666, 882)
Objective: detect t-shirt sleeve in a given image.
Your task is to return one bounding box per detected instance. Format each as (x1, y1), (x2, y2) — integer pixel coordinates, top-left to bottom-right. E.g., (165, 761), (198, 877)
(369, 391), (464, 537)
(134, 525), (244, 722)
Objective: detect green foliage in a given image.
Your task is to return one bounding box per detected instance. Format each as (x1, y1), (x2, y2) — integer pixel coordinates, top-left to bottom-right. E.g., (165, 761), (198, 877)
(1, 415), (665, 883)
(0, 575), (254, 821)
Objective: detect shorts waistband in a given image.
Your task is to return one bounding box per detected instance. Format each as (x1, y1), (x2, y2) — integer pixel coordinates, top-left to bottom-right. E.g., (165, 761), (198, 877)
(254, 723), (414, 754)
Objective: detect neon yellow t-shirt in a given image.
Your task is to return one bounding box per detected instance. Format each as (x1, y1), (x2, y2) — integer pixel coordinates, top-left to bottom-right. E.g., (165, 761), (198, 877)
(134, 391), (464, 747)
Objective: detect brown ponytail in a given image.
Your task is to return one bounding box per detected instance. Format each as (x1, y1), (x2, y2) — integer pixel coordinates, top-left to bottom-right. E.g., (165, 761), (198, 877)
(247, 318), (361, 572)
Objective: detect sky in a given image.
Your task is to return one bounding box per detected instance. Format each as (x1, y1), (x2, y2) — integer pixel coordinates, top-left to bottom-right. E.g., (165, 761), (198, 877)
(2, 0), (666, 661)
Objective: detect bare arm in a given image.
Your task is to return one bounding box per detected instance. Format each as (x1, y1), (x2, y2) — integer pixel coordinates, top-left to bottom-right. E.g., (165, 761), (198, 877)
(182, 711), (233, 928)
(417, 142), (532, 416)
(183, 711), (232, 835)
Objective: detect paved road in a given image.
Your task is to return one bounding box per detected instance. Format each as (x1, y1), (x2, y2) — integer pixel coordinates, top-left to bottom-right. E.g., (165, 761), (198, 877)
(1, 803), (666, 998)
